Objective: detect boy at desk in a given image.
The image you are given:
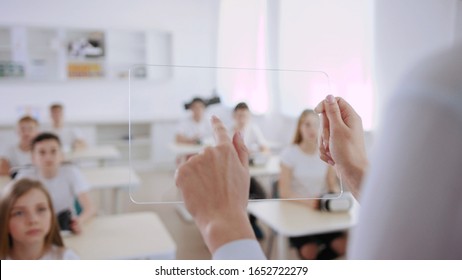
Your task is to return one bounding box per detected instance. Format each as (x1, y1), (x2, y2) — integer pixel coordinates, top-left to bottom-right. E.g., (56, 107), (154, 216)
(16, 132), (96, 234)
(44, 103), (86, 152)
(0, 116), (39, 176)
(175, 97), (212, 145)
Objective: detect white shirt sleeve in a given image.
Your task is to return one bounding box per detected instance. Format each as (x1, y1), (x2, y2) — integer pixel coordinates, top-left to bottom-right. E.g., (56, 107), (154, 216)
(348, 91), (462, 259)
(68, 165), (91, 194)
(279, 145), (295, 168)
(250, 124), (269, 148)
(213, 239), (267, 260)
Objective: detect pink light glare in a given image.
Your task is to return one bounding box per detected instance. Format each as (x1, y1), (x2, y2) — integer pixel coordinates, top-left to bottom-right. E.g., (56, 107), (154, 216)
(228, 10), (269, 115)
(250, 12), (270, 114)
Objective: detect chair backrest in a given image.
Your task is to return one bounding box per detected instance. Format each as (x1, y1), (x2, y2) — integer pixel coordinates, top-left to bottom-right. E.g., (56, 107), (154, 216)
(271, 180), (279, 199)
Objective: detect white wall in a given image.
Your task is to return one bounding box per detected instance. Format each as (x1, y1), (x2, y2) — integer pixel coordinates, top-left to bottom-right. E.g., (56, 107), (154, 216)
(0, 0), (220, 124)
(1, 0), (459, 166)
(373, 0), (458, 124)
(276, 0), (374, 129)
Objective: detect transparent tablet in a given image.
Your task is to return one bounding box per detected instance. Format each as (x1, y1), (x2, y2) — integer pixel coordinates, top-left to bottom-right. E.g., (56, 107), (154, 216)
(128, 65), (345, 204)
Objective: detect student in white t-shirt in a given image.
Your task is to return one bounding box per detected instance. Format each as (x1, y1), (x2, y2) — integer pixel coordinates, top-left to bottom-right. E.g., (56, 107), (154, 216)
(279, 109), (345, 259)
(0, 178), (79, 260)
(231, 102), (269, 153)
(175, 97), (212, 145)
(44, 103), (86, 153)
(16, 133), (96, 234)
(0, 116), (39, 176)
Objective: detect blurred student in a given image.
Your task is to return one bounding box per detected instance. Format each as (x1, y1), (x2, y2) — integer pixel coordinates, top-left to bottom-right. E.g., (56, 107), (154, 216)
(278, 109), (345, 259)
(0, 178), (79, 259)
(0, 116), (39, 176)
(16, 133), (96, 234)
(175, 97), (212, 145)
(231, 102), (269, 153)
(45, 103), (86, 152)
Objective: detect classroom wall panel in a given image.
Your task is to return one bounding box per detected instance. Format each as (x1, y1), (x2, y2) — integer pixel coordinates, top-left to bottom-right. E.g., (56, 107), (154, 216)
(0, 0), (219, 124)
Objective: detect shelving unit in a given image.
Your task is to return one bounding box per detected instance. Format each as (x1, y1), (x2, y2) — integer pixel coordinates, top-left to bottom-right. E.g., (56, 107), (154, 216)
(0, 25), (172, 82)
(106, 30), (146, 79)
(26, 27), (61, 80)
(0, 27), (12, 60)
(66, 29), (105, 79)
(0, 27), (24, 79)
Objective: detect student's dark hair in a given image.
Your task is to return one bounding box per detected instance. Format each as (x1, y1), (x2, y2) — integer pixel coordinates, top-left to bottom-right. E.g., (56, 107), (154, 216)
(184, 97), (207, 110)
(49, 103), (63, 111)
(233, 102), (249, 112)
(31, 132), (62, 150)
(191, 97), (206, 106)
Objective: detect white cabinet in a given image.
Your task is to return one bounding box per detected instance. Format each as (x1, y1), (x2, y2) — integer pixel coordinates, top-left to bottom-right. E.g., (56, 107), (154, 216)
(106, 31), (146, 79)
(0, 26), (172, 82)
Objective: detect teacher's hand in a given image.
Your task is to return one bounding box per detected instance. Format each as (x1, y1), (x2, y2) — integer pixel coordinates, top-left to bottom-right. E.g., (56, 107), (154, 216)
(175, 115), (256, 253)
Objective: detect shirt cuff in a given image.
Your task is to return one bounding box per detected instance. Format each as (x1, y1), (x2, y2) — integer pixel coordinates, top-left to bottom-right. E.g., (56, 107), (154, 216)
(212, 239), (267, 260)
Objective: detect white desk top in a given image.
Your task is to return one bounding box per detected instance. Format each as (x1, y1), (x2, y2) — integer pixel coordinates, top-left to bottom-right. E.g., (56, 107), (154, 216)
(247, 200), (359, 237)
(169, 142), (208, 156)
(81, 166), (140, 190)
(170, 142), (281, 176)
(0, 166), (140, 193)
(64, 212), (176, 259)
(66, 145), (121, 162)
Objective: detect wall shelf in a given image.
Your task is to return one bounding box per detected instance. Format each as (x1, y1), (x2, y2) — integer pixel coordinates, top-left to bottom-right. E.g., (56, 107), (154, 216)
(0, 25), (172, 82)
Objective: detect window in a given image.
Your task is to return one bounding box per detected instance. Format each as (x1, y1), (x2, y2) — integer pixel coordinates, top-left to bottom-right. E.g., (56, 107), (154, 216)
(216, 0), (270, 114)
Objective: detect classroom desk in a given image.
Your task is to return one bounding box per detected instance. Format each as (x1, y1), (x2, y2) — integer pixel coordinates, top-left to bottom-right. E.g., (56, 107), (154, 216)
(64, 212), (176, 259)
(66, 145), (121, 166)
(0, 167), (139, 213)
(169, 142), (207, 157)
(247, 199), (359, 259)
(170, 142), (281, 177)
(81, 166), (141, 214)
(249, 156), (280, 177)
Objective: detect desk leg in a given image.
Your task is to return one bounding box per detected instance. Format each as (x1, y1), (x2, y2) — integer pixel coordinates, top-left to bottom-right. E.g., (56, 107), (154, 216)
(99, 189), (109, 215)
(114, 188), (123, 214)
(277, 234), (288, 260)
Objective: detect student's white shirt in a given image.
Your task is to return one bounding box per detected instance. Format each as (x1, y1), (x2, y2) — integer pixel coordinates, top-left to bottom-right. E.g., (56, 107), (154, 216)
(42, 125), (83, 152)
(6, 245), (80, 260)
(279, 144), (328, 197)
(0, 145), (31, 168)
(176, 116), (212, 141)
(16, 165), (90, 217)
(212, 45), (462, 260)
(213, 239), (266, 260)
(241, 123), (268, 153)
